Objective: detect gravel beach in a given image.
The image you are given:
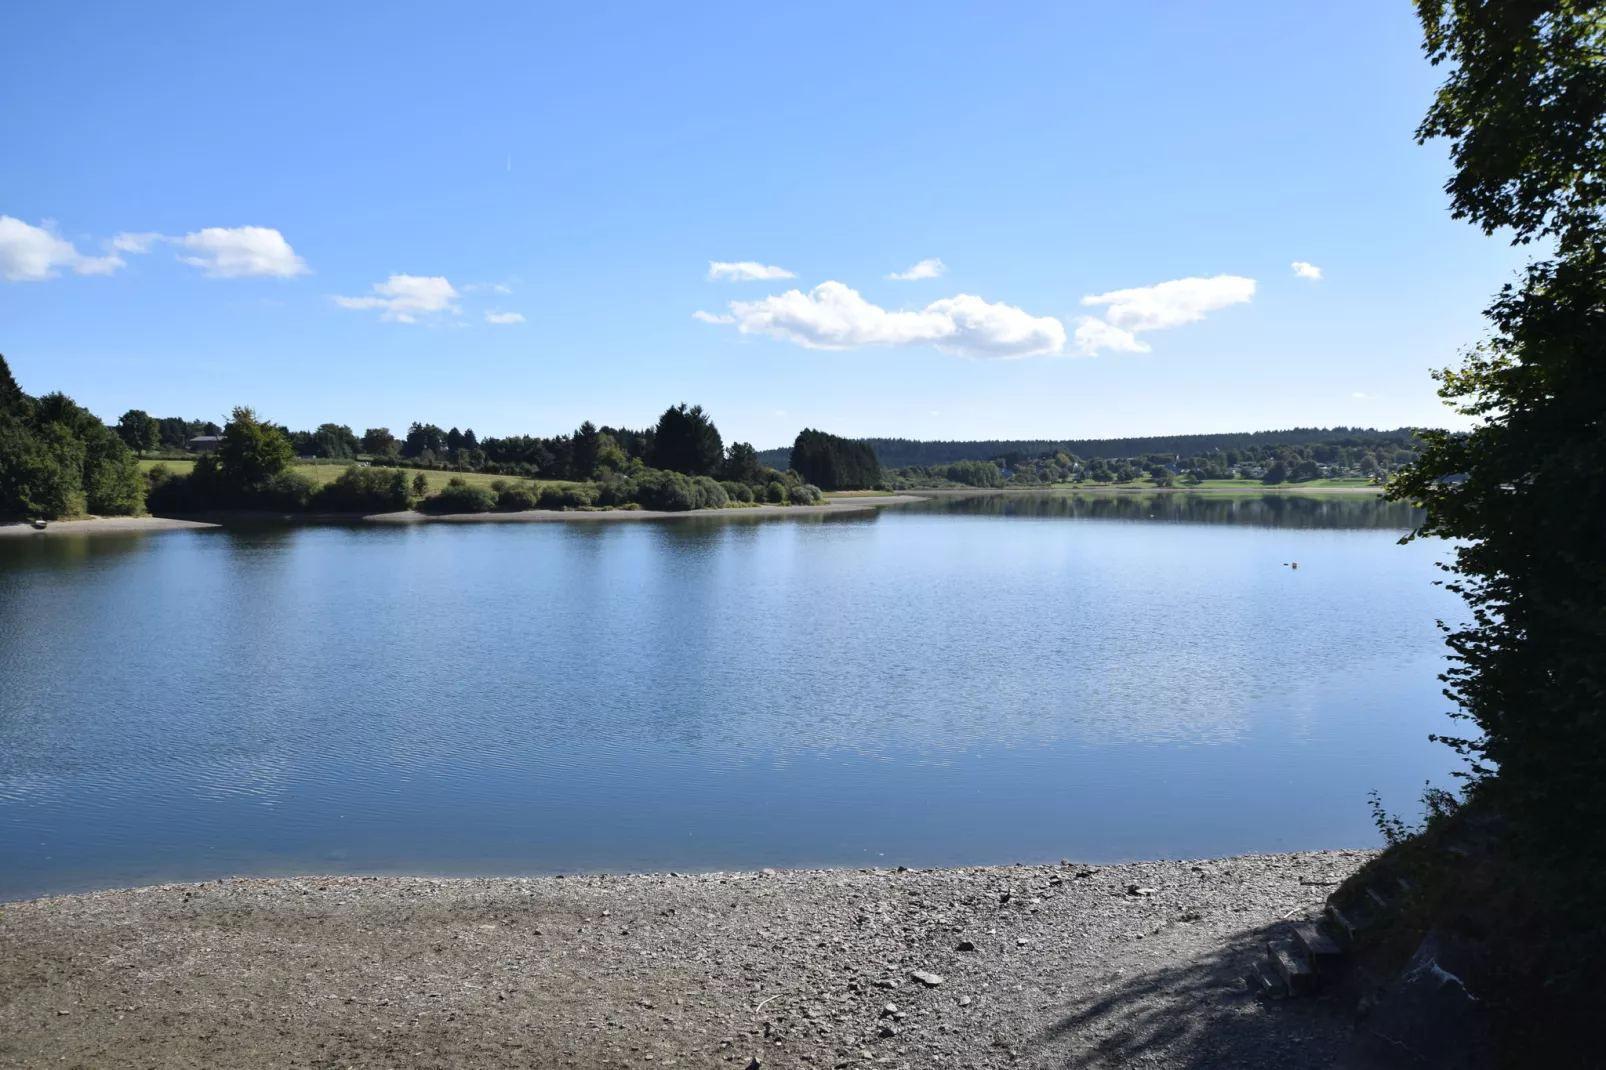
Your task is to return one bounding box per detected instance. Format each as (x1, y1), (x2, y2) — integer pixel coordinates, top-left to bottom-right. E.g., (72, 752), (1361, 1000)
(0, 851), (1370, 1069)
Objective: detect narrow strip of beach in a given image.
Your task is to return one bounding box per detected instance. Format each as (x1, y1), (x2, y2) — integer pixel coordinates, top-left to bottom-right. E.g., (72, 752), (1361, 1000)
(0, 851), (1369, 1069)
(0, 497), (929, 538)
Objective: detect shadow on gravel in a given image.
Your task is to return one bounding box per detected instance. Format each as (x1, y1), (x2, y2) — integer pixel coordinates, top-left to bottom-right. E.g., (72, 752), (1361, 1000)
(1026, 923), (1355, 1070)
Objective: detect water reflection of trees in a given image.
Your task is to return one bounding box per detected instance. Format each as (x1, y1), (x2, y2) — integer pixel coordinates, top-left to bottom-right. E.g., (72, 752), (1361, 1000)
(921, 492), (1419, 530)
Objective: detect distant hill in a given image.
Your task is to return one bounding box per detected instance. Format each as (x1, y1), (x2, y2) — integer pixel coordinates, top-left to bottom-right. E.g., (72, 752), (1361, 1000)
(757, 427), (1420, 469)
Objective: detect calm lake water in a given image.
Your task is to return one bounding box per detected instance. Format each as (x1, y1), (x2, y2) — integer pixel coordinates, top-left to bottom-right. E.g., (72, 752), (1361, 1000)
(0, 493), (1462, 900)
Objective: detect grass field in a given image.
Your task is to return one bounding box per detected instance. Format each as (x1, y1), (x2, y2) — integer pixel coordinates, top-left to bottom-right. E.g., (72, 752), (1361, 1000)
(137, 459), (572, 495)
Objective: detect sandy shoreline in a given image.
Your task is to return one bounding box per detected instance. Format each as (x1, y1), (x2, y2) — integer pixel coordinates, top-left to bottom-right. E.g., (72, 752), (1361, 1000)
(0, 516), (221, 537)
(0, 851), (1370, 1069)
(0, 497), (927, 539)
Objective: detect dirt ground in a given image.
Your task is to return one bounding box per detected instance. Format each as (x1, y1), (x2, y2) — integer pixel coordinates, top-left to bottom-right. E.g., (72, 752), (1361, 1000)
(0, 851), (1370, 1069)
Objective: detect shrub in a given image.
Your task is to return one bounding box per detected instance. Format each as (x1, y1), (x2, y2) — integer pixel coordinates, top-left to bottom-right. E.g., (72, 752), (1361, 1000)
(536, 483), (599, 509)
(256, 470), (319, 511)
(691, 476), (728, 509)
(787, 482), (823, 505)
(764, 480), (787, 503)
(721, 480), (754, 503)
(419, 480), (496, 513)
(631, 469), (699, 511)
(313, 465), (414, 513)
(492, 480), (539, 511)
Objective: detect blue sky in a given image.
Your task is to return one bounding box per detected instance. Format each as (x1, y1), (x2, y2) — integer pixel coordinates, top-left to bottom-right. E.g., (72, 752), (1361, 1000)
(1, 1), (1524, 448)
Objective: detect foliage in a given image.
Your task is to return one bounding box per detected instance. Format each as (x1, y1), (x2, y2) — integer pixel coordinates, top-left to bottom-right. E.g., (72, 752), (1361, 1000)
(419, 477), (497, 514)
(315, 465), (415, 513)
(786, 482), (823, 505)
(1417, 0), (1606, 251)
(218, 407), (294, 486)
(650, 403), (724, 476)
(571, 421), (602, 480)
(789, 428), (882, 490)
(361, 427), (397, 457)
(490, 479), (539, 511)
(1387, 1), (1606, 1055)
(0, 362), (143, 520)
(721, 479), (754, 503)
(537, 483), (599, 509)
(115, 409), (160, 455)
(764, 427), (1426, 472)
(723, 441), (761, 484)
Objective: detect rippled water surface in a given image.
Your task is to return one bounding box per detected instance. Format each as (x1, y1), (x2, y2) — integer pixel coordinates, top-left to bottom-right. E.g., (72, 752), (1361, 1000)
(0, 493), (1460, 899)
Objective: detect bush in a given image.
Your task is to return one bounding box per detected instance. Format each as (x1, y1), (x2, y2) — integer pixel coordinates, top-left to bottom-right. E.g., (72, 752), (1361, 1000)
(631, 469), (699, 511)
(419, 478), (496, 514)
(537, 483), (599, 509)
(255, 470), (319, 511)
(787, 482), (823, 505)
(313, 465), (414, 513)
(691, 475), (728, 509)
(721, 480), (754, 503)
(764, 480), (787, 503)
(491, 480), (539, 511)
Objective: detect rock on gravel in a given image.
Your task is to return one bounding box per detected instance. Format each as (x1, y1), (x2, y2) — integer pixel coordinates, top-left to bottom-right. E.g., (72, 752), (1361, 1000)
(0, 850), (1373, 1069)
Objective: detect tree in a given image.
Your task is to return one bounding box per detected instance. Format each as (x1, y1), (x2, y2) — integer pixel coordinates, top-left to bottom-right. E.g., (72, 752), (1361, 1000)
(790, 429), (882, 490)
(403, 422), (445, 458)
(311, 423), (359, 459)
(723, 441), (761, 485)
(446, 427), (464, 453)
(114, 410), (160, 456)
(0, 367), (142, 519)
(218, 406), (293, 486)
(571, 421), (601, 480)
(649, 403), (724, 476)
(1386, 3), (1606, 1054)
(361, 427), (397, 457)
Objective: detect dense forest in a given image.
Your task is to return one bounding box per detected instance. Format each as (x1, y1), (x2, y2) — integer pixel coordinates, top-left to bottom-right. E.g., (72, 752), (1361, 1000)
(869, 430), (1419, 489)
(756, 427), (1419, 471)
(0, 355), (144, 520)
(789, 429), (882, 490)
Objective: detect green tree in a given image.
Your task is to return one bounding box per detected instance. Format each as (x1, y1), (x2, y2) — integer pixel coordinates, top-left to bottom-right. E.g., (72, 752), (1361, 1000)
(218, 406), (293, 486)
(723, 441), (761, 484)
(115, 409), (160, 456)
(1387, 2), (1606, 1054)
(650, 403), (724, 476)
(361, 427), (397, 457)
(572, 420), (602, 480)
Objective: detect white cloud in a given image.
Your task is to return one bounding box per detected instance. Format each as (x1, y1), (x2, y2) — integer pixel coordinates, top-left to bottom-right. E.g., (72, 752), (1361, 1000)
(1292, 261), (1323, 281)
(888, 258), (946, 281)
(692, 310), (735, 324)
(1073, 317), (1148, 355)
(335, 275), (460, 323)
(711, 280), (1065, 359)
(1075, 274), (1255, 355)
(707, 260), (796, 281)
(1352, 391), (1377, 400)
(465, 281), (514, 294)
(173, 226), (308, 278)
(484, 310), (525, 324)
(110, 231), (162, 254)
(0, 216), (124, 281)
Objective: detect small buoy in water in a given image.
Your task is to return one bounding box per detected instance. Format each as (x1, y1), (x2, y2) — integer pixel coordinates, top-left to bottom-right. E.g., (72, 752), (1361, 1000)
(1291, 561), (1298, 570)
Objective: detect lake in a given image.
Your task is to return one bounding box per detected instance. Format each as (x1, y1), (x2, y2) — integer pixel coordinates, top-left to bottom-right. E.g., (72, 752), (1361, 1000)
(0, 493), (1461, 900)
